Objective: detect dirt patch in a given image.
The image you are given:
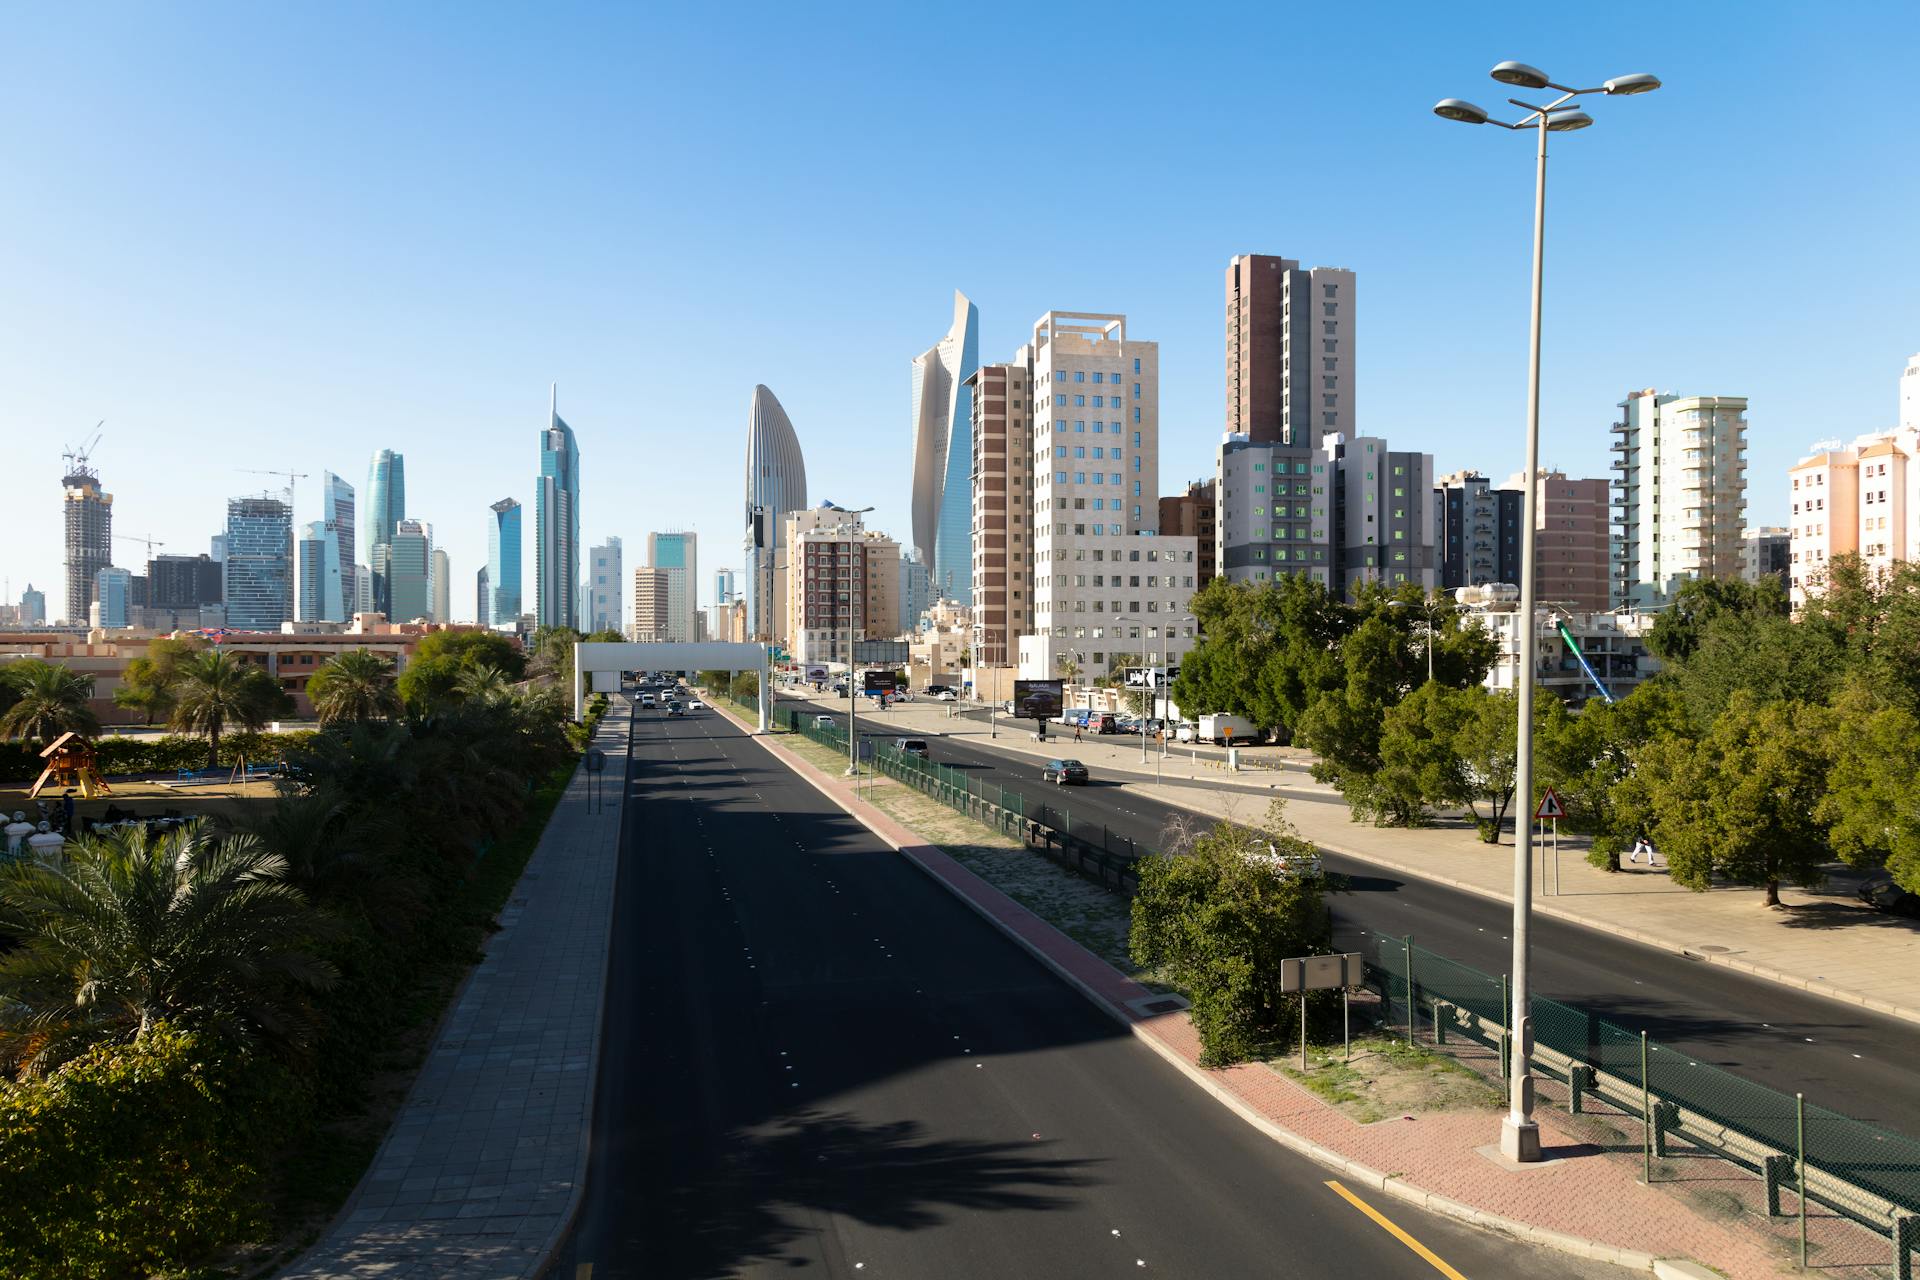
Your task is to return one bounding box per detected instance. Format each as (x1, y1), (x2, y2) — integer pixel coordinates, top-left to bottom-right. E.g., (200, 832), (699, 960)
(0, 777), (284, 830)
(1274, 1034), (1504, 1124)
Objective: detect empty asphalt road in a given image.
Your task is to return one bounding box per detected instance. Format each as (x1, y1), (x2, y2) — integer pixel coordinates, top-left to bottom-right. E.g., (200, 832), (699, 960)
(556, 701), (1626, 1278)
(798, 697), (1920, 1141)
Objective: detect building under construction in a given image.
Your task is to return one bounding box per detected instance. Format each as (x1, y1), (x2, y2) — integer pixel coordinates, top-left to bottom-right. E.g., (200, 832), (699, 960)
(62, 440), (112, 627)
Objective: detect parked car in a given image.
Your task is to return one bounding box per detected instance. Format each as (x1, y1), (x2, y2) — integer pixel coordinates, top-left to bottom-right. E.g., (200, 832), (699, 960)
(1090, 713), (1119, 735)
(1175, 722), (1197, 743)
(1041, 758), (1089, 786)
(932, 689), (958, 702)
(894, 737), (931, 758)
(1856, 870), (1920, 918)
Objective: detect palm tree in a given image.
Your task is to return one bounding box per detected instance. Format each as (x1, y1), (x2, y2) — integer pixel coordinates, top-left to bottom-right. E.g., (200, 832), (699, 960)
(0, 821), (337, 1075)
(0, 659), (100, 745)
(453, 662), (510, 705)
(170, 649), (290, 769)
(307, 648), (401, 725)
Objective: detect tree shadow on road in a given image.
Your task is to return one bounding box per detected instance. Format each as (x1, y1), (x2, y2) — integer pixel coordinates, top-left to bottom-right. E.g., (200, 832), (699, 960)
(649, 1110), (1102, 1278)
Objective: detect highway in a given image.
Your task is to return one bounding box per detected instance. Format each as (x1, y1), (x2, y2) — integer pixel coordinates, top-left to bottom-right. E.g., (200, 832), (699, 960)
(558, 698), (1622, 1278)
(797, 696), (1920, 1141)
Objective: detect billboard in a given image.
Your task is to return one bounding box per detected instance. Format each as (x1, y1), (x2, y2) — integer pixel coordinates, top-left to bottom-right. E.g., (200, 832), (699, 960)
(862, 670), (900, 695)
(804, 664), (829, 684)
(1123, 665), (1181, 688)
(1012, 678), (1064, 721)
(853, 639), (909, 665)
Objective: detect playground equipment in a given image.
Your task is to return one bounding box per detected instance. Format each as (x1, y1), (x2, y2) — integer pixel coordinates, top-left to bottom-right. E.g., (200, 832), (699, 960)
(27, 732), (113, 799)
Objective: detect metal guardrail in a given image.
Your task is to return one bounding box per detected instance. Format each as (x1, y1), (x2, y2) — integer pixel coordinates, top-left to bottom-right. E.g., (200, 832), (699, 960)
(1371, 939), (1920, 1274)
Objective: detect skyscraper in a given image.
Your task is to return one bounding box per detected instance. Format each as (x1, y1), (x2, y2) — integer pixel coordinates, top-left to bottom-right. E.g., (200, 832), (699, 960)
(92, 567), (132, 628)
(743, 384), (807, 639)
(588, 537), (623, 633)
(909, 290), (980, 606)
(486, 498), (523, 626)
(647, 531), (698, 643)
(62, 455), (113, 625)
(708, 567), (738, 640)
(476, 566), (491, 627)
(225, 495), (294, 629)
(382, 519), (433, 622)
(297, 520), (345, 621)
(19, 585), (46, 626)
(535, 384), (580, 631)
(364, 450), (405, 614)
(1224, 254), (1355, 449)
(322, 471), (357, 619)
(966, 360), (1034, 665)
(1612, 390), (1749, 608)
(431, 547), (451, 622)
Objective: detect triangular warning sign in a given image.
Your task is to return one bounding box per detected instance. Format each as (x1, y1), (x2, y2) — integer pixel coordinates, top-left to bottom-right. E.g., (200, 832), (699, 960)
(1534, 787), (1566, 820)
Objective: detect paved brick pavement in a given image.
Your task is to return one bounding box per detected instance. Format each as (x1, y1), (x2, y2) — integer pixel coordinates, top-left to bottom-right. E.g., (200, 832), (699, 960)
(736, 697), (1903, 1279)
(793, 691), (1920, 1027)
(278, 700), (630, 1280)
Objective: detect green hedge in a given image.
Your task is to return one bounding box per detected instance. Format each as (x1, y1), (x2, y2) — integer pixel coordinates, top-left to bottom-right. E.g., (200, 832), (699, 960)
(0, 731), (317, 783)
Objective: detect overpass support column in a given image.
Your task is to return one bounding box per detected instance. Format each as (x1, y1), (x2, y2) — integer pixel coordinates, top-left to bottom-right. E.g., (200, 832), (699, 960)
(572, 645), (585, 722)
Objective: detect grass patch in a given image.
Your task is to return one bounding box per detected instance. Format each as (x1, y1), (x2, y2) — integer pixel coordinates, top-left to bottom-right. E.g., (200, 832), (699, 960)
(1273, 1032), (1504, 1123)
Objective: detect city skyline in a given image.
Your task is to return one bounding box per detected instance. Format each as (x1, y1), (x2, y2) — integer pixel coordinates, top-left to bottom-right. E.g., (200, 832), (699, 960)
(2, 6), (1916, 621)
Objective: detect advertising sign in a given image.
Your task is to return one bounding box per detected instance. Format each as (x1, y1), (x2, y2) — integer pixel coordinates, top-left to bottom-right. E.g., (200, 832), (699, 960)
(805, 664), (829, 684)
(1012, 678), (1064, 721)
(862, 670), (900, 695)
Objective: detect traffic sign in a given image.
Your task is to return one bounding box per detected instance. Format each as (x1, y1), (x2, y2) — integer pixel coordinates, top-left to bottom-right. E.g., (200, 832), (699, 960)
(1533, 787), (1566, 821)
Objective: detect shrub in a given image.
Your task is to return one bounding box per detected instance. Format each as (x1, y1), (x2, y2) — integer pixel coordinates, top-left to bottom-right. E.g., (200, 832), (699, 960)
(0, 1028), (269, 1278)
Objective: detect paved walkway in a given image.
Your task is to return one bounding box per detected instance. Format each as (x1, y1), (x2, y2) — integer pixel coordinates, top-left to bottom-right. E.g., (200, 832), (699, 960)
(797, 692), (1920, 1026)
(741, 698), (1891, 1279)
(279, 700), (630, 1280)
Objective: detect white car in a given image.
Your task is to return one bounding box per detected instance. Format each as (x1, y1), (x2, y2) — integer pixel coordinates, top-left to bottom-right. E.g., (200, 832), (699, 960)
(932, 690), (958, 702)
(688, 699), (705, 709)
(1251, 842), (1323, 879)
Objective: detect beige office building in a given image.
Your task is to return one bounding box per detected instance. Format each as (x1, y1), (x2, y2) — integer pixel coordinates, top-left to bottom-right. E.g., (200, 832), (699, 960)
(630, 567), (672, 641)
(967, 360), (1035, 667)
(1789, 426), (1919, 606)
(1611, 390), (1749, 607)
(782, 506), (901, 666)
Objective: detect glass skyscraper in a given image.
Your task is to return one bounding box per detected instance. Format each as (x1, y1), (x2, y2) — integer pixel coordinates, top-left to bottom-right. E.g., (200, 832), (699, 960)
(535, 384), (580, 631)
(487, 497), (522, 626)
(364, 450), (405, 614)
(297, 520), (344, 622)
(225, 495), (294, 629)
(909, 290), (979, 607)
(382, 519), (432, 622)
(647, 531), (698, 642)
(742, 384), (807, 639)
(322, 470), (356, 619)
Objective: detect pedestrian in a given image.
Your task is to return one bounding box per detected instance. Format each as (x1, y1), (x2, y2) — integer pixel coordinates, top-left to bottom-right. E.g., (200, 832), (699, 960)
(1629, 835), (1654, 865)
(61, 789), (77, 832)
(1074, 723), (1083, 743)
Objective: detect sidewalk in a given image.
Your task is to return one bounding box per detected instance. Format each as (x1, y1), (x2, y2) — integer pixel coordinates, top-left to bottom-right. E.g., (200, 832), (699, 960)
(279, 700), (630, 1280)
(734, 699), (1816, 1278)
(796, 692), (1920, 1027)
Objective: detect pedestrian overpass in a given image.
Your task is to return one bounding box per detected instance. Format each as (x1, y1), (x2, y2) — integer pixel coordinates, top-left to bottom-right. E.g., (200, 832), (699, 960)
(571, 641), (772, 730)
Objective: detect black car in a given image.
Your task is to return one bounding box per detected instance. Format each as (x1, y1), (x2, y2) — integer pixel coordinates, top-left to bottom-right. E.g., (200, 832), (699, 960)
(1856, 871), (1920, 918)
(1041, 758), (1089, 786)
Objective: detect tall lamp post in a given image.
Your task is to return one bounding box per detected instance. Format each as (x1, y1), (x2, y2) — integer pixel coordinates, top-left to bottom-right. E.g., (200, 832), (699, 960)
(1110, 615), (1150, 763)
(839, 506), (876, 776)
(1433, 60), (1659, 1164)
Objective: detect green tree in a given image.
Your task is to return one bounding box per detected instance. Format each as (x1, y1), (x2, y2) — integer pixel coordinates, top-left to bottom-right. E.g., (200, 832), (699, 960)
(111, 637), (203, 726)
(1800, 556), (1920, 711)
(1536, 682), (1691, 870)
(1645, 575), (1788, 665)
(305, 648), (401, 724)
(411, 629), (527, 681)
(1817, 682), (1920, 893)
(728, 669), (760, 704)
(169, 650), (292, 769)
(453, 662), (511, 705)
(0, 660), (100, 746)
(1449, 686), (1527, 842)
(1623, 695), (1835, 907)
(1172, 575), (1352, 740)
(395, 654), (462, 712)
(528, 626), (583, 688)
(1363, 681), (1471, 828)
(0, 822), (337, 1074)
(1129, 803), (1331, 1067)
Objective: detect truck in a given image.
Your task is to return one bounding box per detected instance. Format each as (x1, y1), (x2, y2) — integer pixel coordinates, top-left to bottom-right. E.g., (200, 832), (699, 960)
(1198, 713), (1260, 746)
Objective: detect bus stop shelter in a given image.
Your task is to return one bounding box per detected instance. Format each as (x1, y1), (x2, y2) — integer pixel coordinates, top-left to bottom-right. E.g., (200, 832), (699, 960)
(571, 641), (773, 730)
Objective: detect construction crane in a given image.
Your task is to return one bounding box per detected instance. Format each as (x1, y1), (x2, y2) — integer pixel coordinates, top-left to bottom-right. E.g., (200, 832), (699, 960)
(238, 467), (310, 512)
(115, 534), (166, 561)
(61, 422), (105, 480)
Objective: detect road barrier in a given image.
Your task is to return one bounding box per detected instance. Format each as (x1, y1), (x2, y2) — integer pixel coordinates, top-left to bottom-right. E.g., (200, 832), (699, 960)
(1371, 938), (1920, 1274)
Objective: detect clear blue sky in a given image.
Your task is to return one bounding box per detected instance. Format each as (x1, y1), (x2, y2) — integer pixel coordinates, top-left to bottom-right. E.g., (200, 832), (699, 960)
(3, 2), (1914, 619)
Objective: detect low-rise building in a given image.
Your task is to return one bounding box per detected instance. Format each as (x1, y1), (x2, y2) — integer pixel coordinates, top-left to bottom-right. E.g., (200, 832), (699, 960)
(1456, 584), (1659, 703)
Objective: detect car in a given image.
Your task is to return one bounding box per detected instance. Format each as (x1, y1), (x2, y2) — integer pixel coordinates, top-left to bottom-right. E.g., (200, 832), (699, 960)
(932, 689), (958, 702)
(814, 715), (837, 729)
(1175, 722), (1197, 743)
(666, 701), (685, 717)
(1251, 841), (1323, 879)
(894, 737), (930, 758)
(639, 692), (656, 707)
(688, 699), (705, 709)
(1856, 870), (1920, 918)
(1041, 758), (1089, 786)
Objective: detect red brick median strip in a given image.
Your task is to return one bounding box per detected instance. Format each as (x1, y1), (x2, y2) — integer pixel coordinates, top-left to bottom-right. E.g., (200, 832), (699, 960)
(729, 708), (1816, 1280)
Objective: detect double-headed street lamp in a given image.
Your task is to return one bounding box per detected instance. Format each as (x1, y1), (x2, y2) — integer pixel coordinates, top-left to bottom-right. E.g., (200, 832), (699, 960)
(838, 506), (876, 777)
(1433, 60), (1660, 1165)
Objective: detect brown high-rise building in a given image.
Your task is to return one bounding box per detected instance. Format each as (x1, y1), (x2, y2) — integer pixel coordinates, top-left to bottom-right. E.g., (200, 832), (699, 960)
(1507, 470), (1611, 613)
(63, 462), (113, 626)
(1225, 254), (1355, 449)
(1158, 479), (1218, 587)
(967, 360), (1034, 666)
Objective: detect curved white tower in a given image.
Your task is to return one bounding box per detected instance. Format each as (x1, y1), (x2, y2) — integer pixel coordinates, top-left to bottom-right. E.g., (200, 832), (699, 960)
(743, 385), (808, 640)
(910, 290), (979, 606)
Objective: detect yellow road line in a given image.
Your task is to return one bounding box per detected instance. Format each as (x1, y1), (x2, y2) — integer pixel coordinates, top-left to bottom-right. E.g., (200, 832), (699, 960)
(1324, 1180), (1469, 1280)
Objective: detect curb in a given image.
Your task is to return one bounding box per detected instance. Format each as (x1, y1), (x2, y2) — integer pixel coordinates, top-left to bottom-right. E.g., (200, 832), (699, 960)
(725, 703), (1665, 1276)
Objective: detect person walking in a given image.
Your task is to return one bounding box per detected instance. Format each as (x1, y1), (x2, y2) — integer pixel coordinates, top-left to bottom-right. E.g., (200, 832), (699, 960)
(1073, 722), (1083, 743)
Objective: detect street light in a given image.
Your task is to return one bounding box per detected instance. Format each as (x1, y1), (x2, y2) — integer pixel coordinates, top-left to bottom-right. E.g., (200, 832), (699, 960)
(1432, 59), (1660, 1166)
(838, 506), (876, 777)
(1109, 615), (1151, 764)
